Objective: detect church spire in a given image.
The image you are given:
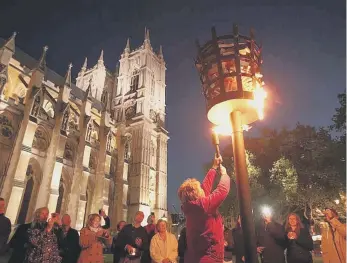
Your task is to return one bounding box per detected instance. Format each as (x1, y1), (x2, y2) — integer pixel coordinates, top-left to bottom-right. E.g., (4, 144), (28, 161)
(82, 57), (87, 70)
(124, 38), (130, 53)
(2, 32), (16, 52)
(144, 27), (151, 49)
(98, 50), (104, 66)
(64, 63), (72, 88)
(158, 45), (163, 59)
(37, 46), (48, 72)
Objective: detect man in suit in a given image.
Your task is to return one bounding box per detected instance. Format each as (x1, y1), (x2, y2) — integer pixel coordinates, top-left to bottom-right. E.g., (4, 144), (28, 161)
(57, 214), (81, 263)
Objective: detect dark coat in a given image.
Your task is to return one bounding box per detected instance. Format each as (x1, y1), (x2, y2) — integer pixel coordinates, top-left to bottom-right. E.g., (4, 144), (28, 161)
(285, 228), (313, 263)
(256, 221), (286, 263)
(0, 214), (11, 255)
(114, 224), (149, 260)
(232, 227), (244, 263)
(141, 224), (156, 263)
(178, 227), (186, 263)
(57, 228), (81, 263)
(8, 223), (31, 263)
(224, 229), (233, 261)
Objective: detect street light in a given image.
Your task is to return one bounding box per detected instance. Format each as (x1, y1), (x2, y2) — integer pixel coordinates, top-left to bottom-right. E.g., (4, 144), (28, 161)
(195, 24), (267, 263)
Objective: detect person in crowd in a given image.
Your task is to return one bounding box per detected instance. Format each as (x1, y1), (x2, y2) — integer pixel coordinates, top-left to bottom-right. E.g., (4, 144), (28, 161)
(223, 227), (233, 263)
(142, 213), (157, 263)
(7, 207), (47, 263)
(115, 211), (149, 263)
(232, 215), (245, 263)
(256, 209), (286, 263)
(320, 208), (346, 263)
(0, 198), (11, 255)
(100, 209), (111, 229)
(112, 220), (126, 263)
(24, 208), (62, 263)
(78, 213), (111, 263)
(150, 219), (178, 263)
(57, 214), (81, 263)
(178, 155), (230, 263)
(177, 227), (186, 263)
(285, 213), (313, 263)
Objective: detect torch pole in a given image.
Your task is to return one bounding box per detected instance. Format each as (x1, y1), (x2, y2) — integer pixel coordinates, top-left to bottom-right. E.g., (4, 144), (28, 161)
(211, 131), (221, 157)
(230, 110), (258, 263)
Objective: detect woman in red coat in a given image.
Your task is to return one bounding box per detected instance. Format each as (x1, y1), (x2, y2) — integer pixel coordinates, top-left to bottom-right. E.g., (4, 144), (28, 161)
(178, 156), (230, 263)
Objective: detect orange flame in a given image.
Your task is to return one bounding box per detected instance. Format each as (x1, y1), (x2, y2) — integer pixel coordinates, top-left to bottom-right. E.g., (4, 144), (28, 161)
(250, 82), (267, 120)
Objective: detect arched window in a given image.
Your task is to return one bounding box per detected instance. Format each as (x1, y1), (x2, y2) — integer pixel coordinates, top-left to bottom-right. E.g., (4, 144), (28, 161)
(130, 70), (140, 92)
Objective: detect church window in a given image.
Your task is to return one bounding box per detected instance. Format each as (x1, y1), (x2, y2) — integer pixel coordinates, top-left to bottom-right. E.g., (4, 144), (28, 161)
(130, 70), (140, 93)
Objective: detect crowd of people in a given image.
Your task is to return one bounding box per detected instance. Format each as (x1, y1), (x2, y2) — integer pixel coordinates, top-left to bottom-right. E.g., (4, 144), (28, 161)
(177, 155), (346, 263)
(0, 154), (345, 263)
(0, 199), (179, 263)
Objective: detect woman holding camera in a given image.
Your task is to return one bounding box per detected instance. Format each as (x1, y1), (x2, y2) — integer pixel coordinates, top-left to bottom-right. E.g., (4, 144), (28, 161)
(24, 208), (62, 263)
(78, 213), (112, 263)
(285, 213), (313, 263)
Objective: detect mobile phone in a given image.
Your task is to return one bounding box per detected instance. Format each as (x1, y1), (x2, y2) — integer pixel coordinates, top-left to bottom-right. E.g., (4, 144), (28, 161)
(51, 213), (58, 218)
(99, 209), (102, 215)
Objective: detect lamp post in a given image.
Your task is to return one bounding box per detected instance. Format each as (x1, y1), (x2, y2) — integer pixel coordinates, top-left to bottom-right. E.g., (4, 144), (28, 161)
(195, 24), (267, 263)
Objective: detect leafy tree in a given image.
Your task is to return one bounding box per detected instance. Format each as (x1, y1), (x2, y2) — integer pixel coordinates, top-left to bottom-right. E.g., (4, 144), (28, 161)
(331, 92), (346, 143)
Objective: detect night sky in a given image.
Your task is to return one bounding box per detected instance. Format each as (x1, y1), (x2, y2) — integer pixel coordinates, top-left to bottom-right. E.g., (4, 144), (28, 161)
(1, 0), (345, 211)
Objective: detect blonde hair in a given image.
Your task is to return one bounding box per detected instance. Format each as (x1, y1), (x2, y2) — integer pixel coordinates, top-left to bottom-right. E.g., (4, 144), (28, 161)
(88, 213), (101, 226)
(177, 178), (204, 204)
(33, 207), (49, 222)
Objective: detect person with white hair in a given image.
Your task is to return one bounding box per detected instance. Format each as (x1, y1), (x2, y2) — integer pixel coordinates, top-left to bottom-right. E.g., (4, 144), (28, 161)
(150, 219), (178, 263)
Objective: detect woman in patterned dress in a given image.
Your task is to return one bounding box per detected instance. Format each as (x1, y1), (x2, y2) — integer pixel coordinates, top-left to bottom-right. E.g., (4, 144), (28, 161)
(78, 214), (112, 263)
(24, 209), (62, 263)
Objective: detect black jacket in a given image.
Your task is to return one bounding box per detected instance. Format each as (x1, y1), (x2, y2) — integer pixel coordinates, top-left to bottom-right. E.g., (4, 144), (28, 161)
(8, 223), (31, 263)
(224, 229), (234, 261)
(0, 214), (11, 255)
(232, 227), (245, 263)
(285, 228), (313, 263)
(57, 228), (81, 263)
(256, 221), (286, 263)
(102, 217), (110, 229)
(114, 224), (149, 259)
(178, 227), (186, 263)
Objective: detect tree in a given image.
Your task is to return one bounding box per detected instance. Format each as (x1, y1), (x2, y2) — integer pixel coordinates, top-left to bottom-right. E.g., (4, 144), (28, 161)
(272, 125), (345, 224)
(331, 93), (346, 143)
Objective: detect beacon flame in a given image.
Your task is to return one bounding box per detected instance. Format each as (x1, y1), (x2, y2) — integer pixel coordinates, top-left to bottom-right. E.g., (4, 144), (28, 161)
(250, 82), (268, 120)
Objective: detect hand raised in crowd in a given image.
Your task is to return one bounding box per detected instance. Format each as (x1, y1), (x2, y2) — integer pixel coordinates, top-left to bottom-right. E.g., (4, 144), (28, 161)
(257, 246), (265, 254)
(212, 155), (223, 169)
(287, 231), (297, 240)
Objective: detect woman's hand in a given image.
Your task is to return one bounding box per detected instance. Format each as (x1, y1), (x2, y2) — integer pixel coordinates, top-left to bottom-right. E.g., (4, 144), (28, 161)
(212, 155), (223, 169)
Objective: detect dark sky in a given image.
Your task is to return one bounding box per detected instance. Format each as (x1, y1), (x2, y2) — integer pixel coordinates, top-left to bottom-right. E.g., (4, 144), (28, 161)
(1, 0), (345, 211)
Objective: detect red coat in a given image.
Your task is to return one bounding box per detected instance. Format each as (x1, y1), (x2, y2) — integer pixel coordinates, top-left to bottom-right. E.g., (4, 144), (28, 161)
(182, 169), (230, 263)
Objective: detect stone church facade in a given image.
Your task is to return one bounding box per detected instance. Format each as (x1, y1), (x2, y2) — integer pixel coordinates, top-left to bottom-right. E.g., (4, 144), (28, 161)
(0, 29), (168, 229)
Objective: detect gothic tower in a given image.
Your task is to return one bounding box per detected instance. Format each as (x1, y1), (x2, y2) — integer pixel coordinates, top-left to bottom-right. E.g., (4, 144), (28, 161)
(113, 28), (168, 224)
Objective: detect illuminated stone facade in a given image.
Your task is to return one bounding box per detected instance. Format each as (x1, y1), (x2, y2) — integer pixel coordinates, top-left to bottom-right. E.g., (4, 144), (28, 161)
(0, 30), (168, 229)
